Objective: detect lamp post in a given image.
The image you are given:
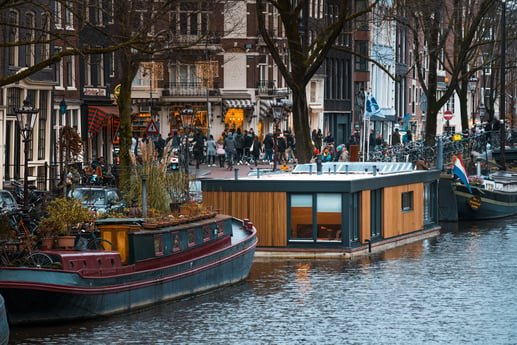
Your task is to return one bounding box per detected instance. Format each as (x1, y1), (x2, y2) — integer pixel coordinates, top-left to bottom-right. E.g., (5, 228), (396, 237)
(205, 45), (216, 138)
(14, 97), (39, 212)
(500, 0), (507, 169)
(271, 100), (284, 170)
(468, 76), (478, 125)
(180, 105), (196, 175)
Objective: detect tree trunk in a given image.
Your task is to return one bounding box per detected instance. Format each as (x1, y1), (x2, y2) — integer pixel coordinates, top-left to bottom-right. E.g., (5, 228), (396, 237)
(291, 88), (312, 163)
(117, 49), (140, 191)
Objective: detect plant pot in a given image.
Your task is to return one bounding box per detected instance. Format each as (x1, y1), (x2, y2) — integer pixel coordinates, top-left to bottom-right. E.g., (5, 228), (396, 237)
(40, 237), (55, 250)
(170, 202), (181, 213)
(57, 235), (76, 250)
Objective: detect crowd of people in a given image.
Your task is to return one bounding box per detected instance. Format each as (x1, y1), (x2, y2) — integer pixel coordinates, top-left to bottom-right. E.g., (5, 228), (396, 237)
(123, 123), (438, 173)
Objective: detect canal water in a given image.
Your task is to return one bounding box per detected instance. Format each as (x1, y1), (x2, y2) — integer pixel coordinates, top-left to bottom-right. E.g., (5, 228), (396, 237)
(9, 217), (517, 345)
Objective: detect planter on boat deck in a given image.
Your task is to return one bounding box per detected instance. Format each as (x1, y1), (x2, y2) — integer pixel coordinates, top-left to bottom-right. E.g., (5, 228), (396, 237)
(57, 235), (75, 249)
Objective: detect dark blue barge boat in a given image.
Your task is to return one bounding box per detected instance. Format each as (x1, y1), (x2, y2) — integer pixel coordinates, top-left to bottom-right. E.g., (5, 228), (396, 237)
(0, 214), (256, 325)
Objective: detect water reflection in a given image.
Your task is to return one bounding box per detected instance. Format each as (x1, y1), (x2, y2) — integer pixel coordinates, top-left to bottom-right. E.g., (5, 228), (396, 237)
(9, 217), (517, 344)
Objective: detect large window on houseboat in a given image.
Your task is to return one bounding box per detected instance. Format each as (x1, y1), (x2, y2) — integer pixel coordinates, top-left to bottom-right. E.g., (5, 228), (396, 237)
(290, 194), (313, 240)
(316, 194), (342, 242)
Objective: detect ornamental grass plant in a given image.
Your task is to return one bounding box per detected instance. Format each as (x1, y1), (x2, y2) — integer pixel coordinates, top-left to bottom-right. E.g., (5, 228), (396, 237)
(125, 140), (190, 215)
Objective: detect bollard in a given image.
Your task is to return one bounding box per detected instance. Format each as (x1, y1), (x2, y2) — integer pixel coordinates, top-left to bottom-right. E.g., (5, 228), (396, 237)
(365, 239), (372, 253)
(373, 165), (377, 176)
(334, 164), (337, 175)
(309, 165), (313, 175)
(345, 165), (349, 175)
(316, 156), (322, 175)
(234, 168), (239, 180)
(257, 168), (260, 179)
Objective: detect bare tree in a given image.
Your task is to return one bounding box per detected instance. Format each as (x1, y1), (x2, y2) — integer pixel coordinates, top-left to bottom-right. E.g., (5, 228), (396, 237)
(256, 0), (377, 163)
(392, 0), (498, 144)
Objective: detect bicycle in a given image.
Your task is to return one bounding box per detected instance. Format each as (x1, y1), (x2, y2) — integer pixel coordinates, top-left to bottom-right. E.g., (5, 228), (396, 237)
(74, 224), (114, 251)
(0, 218), (53, 268)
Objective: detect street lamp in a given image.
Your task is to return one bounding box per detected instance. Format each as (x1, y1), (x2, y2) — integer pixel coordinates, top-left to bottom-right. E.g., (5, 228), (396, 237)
(271, 100), (284, 170)
(14, 97), (39, 212)
(180, 105), (196, 174)
(468, 76), (478, 124)
(205, 45), (217, 137)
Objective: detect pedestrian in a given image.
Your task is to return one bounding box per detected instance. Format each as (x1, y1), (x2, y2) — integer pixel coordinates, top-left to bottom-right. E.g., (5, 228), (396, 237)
(192, 129), (206, 169)
(224, 132), (237, 170)
(234, 128), (244, 164)
(263, 133), (274, 164)
(403, 129), (413, 144)
(336, 145), (349, 162)
(206, 134), (216, 167)
(154, 134), (165, 159)
(216, 136), (226, 168)
(251, 134), (262, 166)
(316, 129), (323, 151)
(276, 133), (287, 165)
(392, 128), (401, 145)
(284, 130), (297, 163)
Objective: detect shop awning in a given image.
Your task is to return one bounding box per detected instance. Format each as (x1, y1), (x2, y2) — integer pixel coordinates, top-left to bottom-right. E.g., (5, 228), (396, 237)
(368, 108), (396, 122)
(88, 105), (119, 137)
(223, 99), (254, 109)
(260, 100), (272, 118)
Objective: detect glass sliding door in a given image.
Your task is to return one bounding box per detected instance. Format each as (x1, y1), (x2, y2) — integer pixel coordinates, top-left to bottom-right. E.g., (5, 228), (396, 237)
(316, 194), (342, 242)
(290, 194), (313, 240)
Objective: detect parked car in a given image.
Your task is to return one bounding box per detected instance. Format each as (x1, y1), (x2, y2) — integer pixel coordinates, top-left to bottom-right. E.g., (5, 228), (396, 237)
(69, 186), (126, 214)
(0, 190), (18, 213)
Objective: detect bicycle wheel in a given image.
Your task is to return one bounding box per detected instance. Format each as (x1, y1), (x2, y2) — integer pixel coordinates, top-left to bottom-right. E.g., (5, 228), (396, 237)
(87, 238), (114, 251)
(29, 252), (53, 268)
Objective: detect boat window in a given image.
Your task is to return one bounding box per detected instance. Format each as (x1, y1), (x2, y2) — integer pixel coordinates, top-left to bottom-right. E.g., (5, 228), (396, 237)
(154, 234), (164, 256)
(202, 226), (210, 242)
(316, 194), (342, 242)
(216, 222), (224, 237)
(187, 229), (196, 247)
(171, 232), (180, 252)
(290, 194), (313, 240)
(402, 191), (413, 212)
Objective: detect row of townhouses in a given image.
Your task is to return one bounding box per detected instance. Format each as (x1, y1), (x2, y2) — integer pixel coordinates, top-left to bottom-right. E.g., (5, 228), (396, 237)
(1, 0), (497, 192)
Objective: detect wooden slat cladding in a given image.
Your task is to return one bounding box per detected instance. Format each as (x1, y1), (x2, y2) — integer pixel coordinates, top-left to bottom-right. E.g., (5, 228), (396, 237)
(382, 183), (424, 238)
(204, 191), (287, 247)
(360, 190), (371, 243)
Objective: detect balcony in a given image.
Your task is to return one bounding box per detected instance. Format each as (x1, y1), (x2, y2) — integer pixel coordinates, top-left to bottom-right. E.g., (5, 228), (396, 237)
(162, 82), (220, 97)
(256, 80), (278, 96)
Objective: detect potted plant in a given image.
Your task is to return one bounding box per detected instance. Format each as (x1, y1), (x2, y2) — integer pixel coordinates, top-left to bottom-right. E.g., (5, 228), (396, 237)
(43, 197), (93, 249)
(37, 218), (60, 250)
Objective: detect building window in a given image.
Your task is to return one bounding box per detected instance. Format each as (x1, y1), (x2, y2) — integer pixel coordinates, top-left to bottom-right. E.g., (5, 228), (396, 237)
(85, 53), (104, 86)
(40, 13), (50, 61)
(8, 10), (19, 66)
(354, 41), (368, 71)
(66, 55), (75, 88)
(65, 4), (74, 29)
(173, 2), (209, 38)
(401, 191), (413, 212)
(38, 91), (48, 160)
(25, 12), (35, 67)
(54, 1), (62, 29)
(88, 0), (102, 26)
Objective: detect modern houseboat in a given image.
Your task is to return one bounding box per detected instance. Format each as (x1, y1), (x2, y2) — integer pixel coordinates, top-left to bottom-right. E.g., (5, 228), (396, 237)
(201, 162), (441, 257)
(0, 214), (256, 325)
